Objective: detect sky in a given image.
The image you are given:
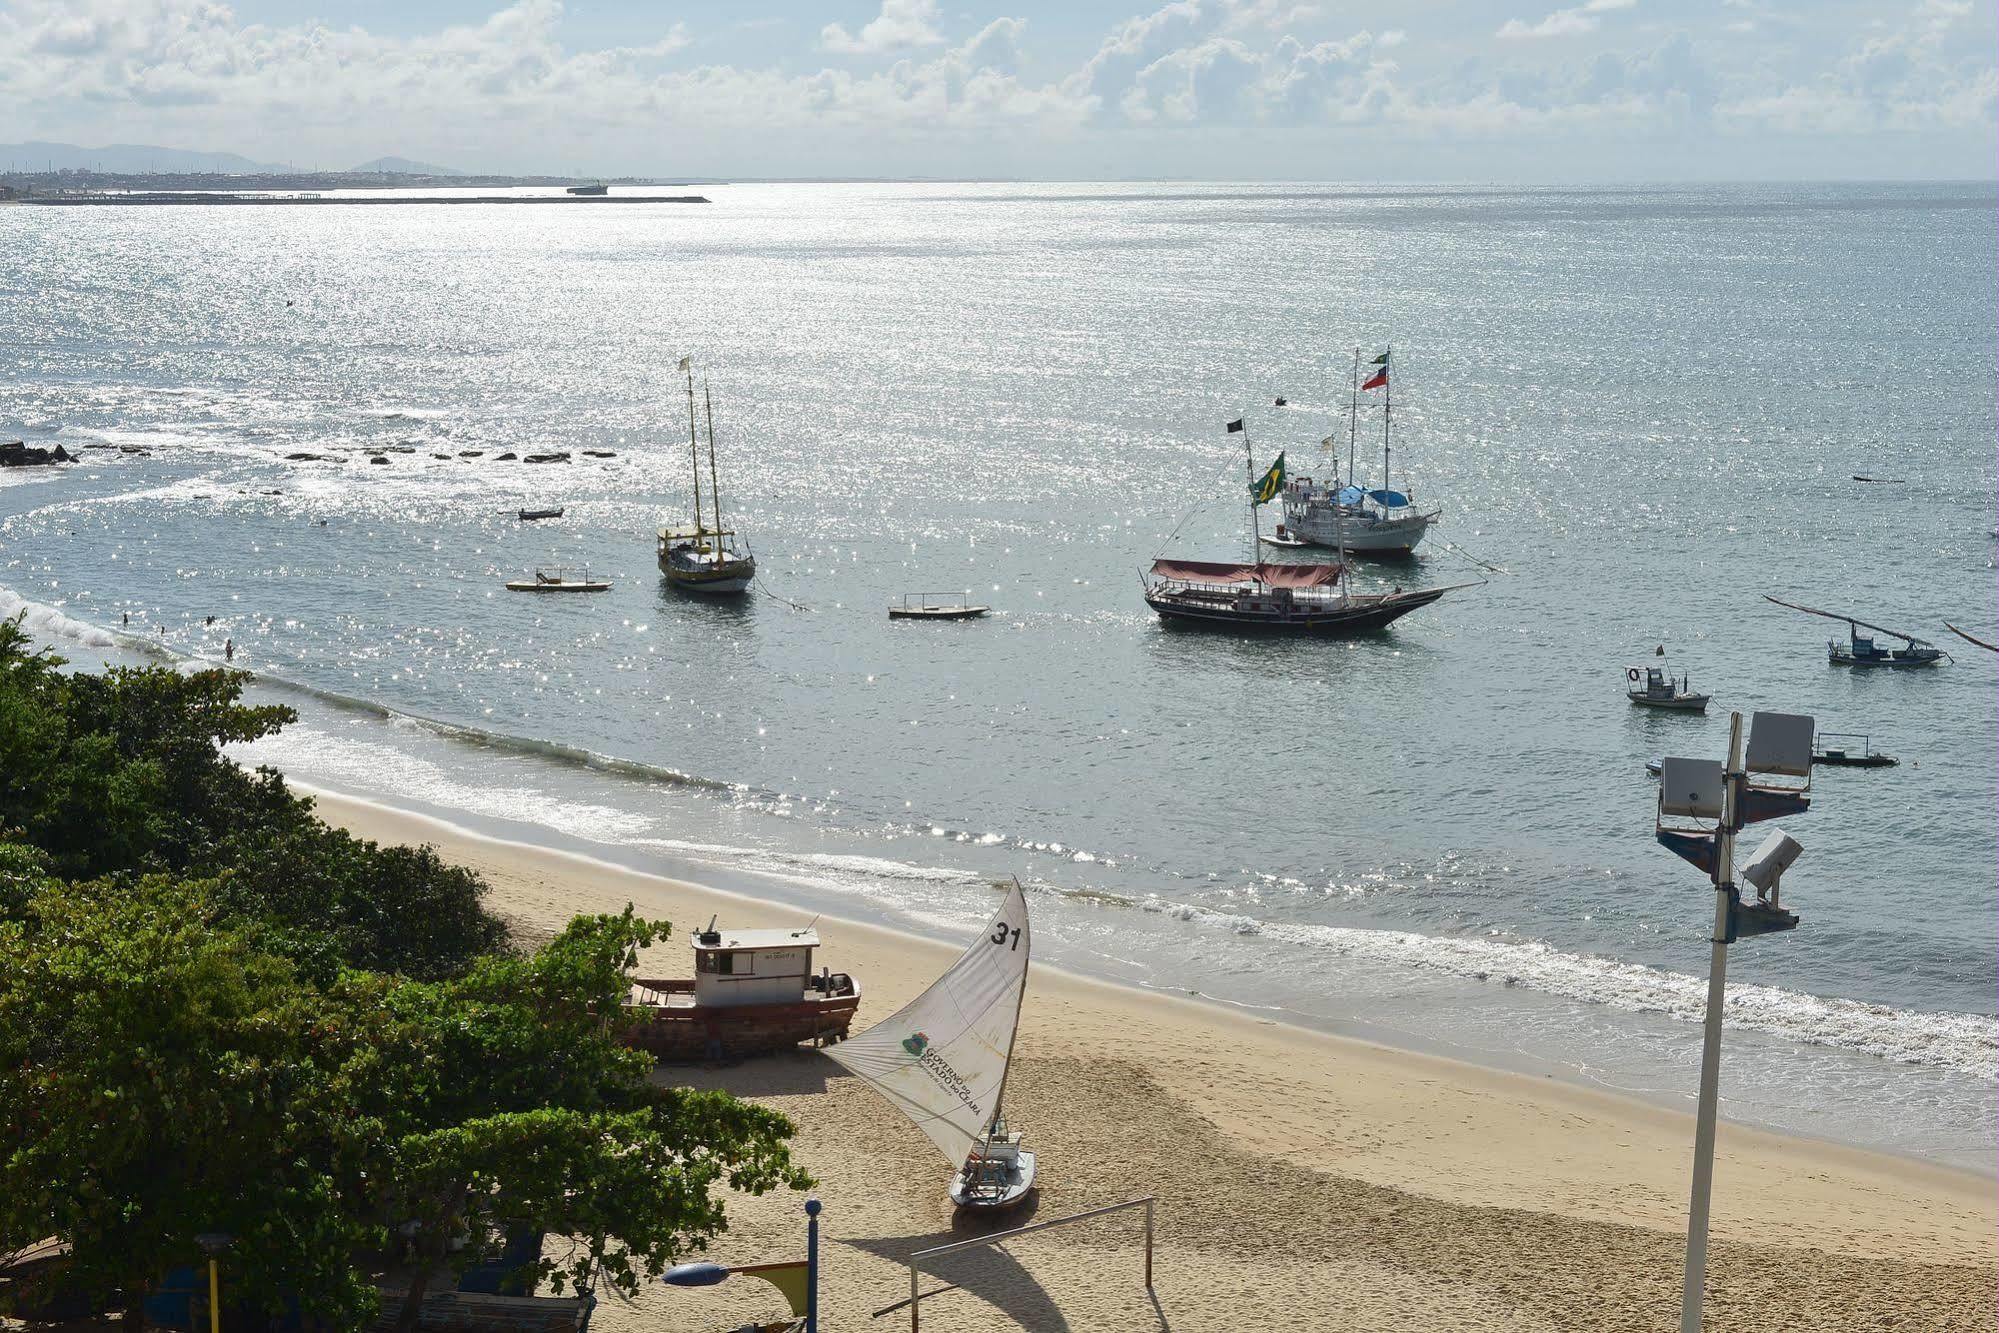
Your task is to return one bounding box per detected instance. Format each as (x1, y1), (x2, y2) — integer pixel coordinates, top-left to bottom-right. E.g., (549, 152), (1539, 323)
(1, 0), (1994, 180)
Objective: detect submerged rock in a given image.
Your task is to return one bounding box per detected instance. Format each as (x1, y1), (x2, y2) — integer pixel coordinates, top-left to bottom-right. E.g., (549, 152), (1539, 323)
(523, 452), (572, 464)
(493, 451), (519, 461)
(369, 455), (390, 465)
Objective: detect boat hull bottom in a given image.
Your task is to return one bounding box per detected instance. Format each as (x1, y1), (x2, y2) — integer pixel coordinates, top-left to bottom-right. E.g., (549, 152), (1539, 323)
(1144, 588), (1447, 635)
(949, 1150), (1036, 1211)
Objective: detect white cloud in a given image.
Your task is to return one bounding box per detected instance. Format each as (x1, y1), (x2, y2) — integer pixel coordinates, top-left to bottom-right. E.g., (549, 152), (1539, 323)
(1721, 0), (1993, 132)
(822, 0), (947, 56)
(1497, 0), (1635, 40)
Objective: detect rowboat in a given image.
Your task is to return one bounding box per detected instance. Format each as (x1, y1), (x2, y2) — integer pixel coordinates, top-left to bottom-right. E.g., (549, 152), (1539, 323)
(518, 507), (563, 521)
(888, 592), (990, 620)
(505, 567), (609, 592)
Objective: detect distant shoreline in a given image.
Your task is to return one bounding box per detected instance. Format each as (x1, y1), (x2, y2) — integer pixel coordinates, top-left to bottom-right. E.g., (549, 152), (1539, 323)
(22, 193), (710, 207)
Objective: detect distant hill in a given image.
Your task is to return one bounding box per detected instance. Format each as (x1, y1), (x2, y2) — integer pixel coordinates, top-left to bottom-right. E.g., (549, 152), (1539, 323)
(0, 141), (291, 174)
(350, 156), (464, 176)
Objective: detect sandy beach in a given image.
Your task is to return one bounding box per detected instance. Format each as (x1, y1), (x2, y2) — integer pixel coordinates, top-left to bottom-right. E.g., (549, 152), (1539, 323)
(313, 790), (1995, 1332)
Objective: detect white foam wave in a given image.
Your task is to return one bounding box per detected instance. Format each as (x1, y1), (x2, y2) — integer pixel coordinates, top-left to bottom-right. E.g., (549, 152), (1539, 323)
(0, 585), (168, 657)
(1152, 899), (1995, 1079)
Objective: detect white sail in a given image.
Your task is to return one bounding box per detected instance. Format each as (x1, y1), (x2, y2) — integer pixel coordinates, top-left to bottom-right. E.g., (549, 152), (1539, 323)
(825, 882), (1030, 1167)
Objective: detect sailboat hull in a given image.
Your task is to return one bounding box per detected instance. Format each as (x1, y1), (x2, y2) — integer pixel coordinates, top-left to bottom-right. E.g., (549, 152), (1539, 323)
(1145, 585), (1449, 634)
(949, 1149), (1036, 1211)
(1279, 501), (1438, 555)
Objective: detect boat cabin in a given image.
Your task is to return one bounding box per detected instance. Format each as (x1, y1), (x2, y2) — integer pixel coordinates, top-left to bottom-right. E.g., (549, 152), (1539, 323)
(691, 925), (821, 1008)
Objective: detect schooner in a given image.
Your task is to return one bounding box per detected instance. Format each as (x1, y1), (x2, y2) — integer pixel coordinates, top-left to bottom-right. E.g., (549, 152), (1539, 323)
(658, 357), (756, 594)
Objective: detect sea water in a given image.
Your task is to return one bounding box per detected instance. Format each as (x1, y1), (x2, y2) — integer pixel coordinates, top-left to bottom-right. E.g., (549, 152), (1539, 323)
(2, 182), (1993, 1166)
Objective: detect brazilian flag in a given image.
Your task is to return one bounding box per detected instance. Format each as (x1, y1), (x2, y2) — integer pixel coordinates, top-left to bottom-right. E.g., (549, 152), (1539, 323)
(1371, 350), (1390, 365)
(1248, 451), (1286, 505)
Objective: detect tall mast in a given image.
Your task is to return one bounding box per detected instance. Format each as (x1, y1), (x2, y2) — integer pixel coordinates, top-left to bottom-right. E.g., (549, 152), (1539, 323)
(1381, 344), (1393, 501)
(1346, 346), (1360, 487)
(683, 360), (703, 535)
(986, 879), (1031, 1137)
(703, 379), (724, 544)
(1242, 418), (1262, 580)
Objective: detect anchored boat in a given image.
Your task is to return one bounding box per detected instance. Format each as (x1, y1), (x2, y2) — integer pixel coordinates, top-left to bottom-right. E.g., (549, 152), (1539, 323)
(1147, 414), (1471, 635)
(620, 919), (860, 1062)
(888, 592), (990, 621)
(659, 357), (756, 595)
(1626, 664), (1709, 711)
(504, 567), (609, 592)
(1765, 596), (1949, 668)
(1278, 346), (1439, 556)
(826, 880), (1036, 1211)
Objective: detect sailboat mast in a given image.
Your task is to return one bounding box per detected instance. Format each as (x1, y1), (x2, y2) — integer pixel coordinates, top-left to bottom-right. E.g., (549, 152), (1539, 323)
(1242, 420), (1262, 579)
(1381, 344), (1392, 499)
(986, 880), (1031, 1136)
(684, 362), (703, 534)
(703, 380), (724, 543)
(1346, 347), (1360, 486)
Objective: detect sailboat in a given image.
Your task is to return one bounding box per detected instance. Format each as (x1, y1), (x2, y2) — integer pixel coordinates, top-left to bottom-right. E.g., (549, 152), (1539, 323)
(1764, 596), (1950, 668)
(825, 880), (1036, 1211)
(1275, 347), (1440, 556)
(1143, 414), (1474, 634)
(658, 357), (756, 595)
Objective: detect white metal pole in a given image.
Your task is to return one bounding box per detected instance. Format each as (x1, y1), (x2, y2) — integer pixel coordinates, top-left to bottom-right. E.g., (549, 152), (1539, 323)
(1680, 712), (1743, 1333)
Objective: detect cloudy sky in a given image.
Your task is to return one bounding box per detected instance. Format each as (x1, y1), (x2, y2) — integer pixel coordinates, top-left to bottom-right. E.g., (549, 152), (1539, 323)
(2, 0), (1994, 179)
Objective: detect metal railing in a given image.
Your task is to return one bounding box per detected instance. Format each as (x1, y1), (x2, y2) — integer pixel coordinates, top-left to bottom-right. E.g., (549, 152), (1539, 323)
(895, 1195), (1154, 1331)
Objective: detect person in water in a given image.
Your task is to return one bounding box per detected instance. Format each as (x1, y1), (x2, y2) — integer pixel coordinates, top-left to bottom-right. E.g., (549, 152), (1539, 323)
(224, 639), (234, 662)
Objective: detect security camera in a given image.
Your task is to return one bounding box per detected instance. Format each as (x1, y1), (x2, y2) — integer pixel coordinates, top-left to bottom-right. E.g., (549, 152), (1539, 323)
(1739, 828), (1802, 902)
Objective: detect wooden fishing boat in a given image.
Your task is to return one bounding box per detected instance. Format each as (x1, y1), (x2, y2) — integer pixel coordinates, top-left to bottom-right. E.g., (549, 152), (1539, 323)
(889, 592), (990, 620)
(659, 358), (756, 595)
(504, 567), (609, 592)
(1765, 596), (1949, 667)
(620, 921), (860, 1062)
(1145, 413), (1472, 635)
(518, 507), (563, 521)
(827, 881), (1036, 1211)
(1626, 665), (1708, 711)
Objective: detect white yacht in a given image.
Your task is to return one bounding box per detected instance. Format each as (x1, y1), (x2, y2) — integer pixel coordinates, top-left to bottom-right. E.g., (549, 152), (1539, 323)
(1275, 346), (1439, 557)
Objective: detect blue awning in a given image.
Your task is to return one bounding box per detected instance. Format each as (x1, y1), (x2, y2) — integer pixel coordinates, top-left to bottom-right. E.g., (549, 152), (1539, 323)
(1335, 485), (1366, 506)
(1367, 488), (1410, 508)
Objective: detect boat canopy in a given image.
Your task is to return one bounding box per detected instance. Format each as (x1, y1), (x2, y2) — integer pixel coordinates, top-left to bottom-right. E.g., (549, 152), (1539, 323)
(825, 882), (1031, 1167)
(1149, 559), (1340, 589)
(1333, 486), (1410, 508)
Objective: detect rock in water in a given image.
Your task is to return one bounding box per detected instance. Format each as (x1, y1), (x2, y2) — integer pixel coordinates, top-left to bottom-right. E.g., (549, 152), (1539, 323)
(0, 440), (75, 467)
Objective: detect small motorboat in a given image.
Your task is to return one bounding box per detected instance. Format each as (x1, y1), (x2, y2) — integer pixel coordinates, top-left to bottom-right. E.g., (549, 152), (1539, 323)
(518, 507), (564, 521)
(889, 592), (990, 621)
(505, 567), (610, 593)
(1259, 525), (1312, 549)
(1811, 732), (1898, 768)
(1765, 596), (1949, 668)
(619, 919), (860, 1062)
(1626, 665), (1708, 711)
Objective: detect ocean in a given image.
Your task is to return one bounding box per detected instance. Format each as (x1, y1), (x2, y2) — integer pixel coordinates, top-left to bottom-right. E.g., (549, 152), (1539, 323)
(2, 181), (1993, 1167)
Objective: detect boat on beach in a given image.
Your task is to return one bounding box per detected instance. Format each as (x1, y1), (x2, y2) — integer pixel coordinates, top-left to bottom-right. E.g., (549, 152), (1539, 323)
(826, 880), (1036, 1211)
(1626, 664), (1708, 711)
(504, 567), (609, 592)
(1278, 347), (1439, 556)
(619, 919), (860, 1062)
(1765, 596), (1949, 667)
(659, 358), (757, 595)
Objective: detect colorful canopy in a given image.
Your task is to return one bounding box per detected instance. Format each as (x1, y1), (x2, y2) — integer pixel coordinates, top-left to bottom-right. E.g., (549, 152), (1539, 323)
(1149, 559), (1340, 589)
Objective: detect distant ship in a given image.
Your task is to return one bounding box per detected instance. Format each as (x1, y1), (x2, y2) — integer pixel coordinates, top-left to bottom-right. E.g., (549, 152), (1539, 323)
(565, 183), (608, 196)
(1275, 347), (1439, 556)
(659, 358), (756, 595)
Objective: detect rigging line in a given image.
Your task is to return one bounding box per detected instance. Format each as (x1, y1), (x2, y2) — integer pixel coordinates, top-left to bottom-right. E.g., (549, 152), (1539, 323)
(1437, 540), (1509, 575)
(1152, 453), (1251, 558)
(753, 577), (811, 611)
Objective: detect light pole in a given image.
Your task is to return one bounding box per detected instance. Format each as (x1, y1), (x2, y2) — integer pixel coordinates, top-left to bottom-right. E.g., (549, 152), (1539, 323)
(193, 1233), (233, 1333)
(662, 1199), (821, 1333)
(1655, 710), (1813, 1333)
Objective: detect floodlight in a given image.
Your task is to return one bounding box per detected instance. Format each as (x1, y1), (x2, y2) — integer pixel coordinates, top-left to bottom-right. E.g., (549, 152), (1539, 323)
(1659, 758), (1724, 820)
(1747, 712), (1814, 779)
(1739, 828), (1802, 901)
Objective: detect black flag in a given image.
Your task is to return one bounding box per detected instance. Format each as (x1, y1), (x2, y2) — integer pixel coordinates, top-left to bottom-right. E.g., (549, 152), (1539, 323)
(1225, 419), (1244, 433)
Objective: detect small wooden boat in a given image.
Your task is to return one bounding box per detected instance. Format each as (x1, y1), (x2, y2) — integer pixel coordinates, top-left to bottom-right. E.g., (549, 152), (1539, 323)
(504, 567), (609, 592)
(1259, 526), (1312, 549)
(518, 507), (564, 521)
(1765, 596), (1949, 668)
(1812, 732), (1898, 768)
(889, 592), (990, 620)
(1626, 665), (1708, 711)
(619, 921), (860, 1062)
